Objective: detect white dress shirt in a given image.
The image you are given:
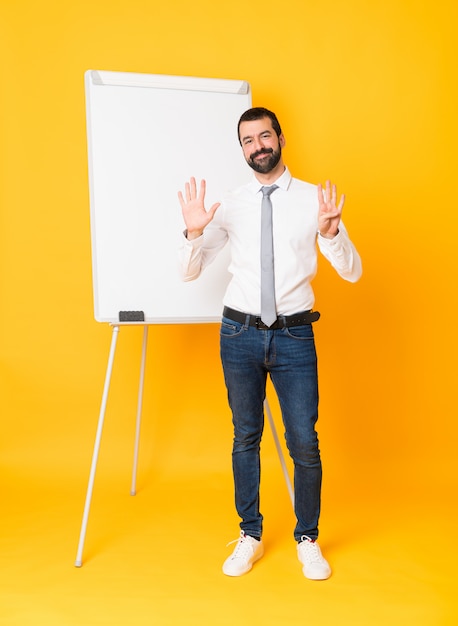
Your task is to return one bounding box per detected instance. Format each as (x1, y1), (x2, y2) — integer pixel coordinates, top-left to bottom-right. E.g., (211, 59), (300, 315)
(179, 167), (362, 316)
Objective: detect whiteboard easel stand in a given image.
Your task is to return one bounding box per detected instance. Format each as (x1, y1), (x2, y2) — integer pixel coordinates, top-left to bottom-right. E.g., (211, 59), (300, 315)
(130, 324), (148, 496)
(74, 323), (293, 567)
(264, 400), (294, 505)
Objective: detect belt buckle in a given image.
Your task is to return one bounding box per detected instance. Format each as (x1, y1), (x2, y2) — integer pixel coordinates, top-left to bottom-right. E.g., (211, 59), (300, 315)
(256, 317), (277, 330)
(255, 317), (268, 329)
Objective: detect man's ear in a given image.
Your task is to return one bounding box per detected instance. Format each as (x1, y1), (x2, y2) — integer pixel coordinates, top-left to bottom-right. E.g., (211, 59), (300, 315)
(279, 133), (286, 148)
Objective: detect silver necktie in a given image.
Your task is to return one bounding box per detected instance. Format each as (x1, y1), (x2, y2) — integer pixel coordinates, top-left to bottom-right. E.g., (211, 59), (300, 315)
(260, 185), (278, 327)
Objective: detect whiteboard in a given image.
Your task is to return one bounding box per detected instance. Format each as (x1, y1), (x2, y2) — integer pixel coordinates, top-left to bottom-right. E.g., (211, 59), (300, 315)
(85, 70), (252, 323)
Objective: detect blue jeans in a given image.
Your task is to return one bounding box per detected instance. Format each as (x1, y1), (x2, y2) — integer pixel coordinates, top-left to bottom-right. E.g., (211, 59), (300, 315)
(220, 314), (322, 542)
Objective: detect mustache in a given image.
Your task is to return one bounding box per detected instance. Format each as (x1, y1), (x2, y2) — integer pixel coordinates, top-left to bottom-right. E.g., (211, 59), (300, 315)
(250, 148), (274, 160)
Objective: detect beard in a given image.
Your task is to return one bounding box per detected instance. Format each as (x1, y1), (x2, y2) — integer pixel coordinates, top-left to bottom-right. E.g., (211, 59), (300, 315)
(246, 146), (282, 174)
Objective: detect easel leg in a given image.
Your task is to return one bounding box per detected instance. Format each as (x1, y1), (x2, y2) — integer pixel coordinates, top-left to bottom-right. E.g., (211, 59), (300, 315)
(130, 325), (148, 496)
(75, 324), (120, 567)
(264, 399), (294, 506)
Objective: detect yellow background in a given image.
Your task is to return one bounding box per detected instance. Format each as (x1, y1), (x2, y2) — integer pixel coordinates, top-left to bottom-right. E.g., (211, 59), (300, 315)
(1, 0), (457, 624)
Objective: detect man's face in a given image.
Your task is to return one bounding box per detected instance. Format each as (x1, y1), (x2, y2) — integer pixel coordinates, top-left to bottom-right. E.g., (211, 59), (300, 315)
(239, 117), (285, 174)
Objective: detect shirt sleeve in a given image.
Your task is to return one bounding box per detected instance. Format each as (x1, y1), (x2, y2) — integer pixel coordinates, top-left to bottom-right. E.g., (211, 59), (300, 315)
(317, 222), (362, 283)
(178, 220), (229, 282)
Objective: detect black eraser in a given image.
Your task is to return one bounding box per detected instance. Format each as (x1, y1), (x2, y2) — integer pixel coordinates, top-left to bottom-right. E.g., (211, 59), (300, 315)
(119, 310), (145, 322)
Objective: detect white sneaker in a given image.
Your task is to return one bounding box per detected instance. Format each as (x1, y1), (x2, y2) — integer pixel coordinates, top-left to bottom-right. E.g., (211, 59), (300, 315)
(297, 536), (331, 580)
(222, 531), (264, 576)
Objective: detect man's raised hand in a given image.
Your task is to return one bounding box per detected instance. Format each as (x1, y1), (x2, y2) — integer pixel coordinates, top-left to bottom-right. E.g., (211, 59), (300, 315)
(178, 177), (220, 240)
(317, 180), (344, 239)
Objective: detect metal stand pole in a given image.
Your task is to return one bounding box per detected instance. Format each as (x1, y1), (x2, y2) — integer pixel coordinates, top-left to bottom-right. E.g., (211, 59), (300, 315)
(75, 325), (120, 567)
(130, 325), (148, 496)
(264, 399), (294, 506)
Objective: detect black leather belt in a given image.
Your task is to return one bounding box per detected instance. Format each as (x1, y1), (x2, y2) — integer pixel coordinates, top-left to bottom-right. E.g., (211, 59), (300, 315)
(223, 306), (320, 329)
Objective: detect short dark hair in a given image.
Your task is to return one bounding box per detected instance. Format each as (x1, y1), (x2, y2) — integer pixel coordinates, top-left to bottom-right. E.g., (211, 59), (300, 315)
(237, 107), (282, 144)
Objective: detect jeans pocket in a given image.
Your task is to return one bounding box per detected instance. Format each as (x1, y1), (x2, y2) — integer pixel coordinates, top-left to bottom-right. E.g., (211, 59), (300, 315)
(284, 325), (314, 340)
(220, 317), (245, 338)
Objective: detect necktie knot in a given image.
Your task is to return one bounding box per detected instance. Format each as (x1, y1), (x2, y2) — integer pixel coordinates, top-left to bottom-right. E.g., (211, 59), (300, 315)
(261, 184), (278, 198)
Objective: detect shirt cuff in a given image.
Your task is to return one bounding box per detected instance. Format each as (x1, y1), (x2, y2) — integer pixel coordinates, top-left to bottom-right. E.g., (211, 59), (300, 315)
(182, 229), (204, 246)
(318, 229), (342, 244)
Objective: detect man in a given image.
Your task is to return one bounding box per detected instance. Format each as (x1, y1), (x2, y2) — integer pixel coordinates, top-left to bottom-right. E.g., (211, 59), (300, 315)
(178, 107), (362, 580)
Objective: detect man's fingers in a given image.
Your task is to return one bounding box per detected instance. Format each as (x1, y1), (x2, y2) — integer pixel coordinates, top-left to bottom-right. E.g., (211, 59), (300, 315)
(319, 181), (345, 213)
(180, 179), (217, 219)
(190, 176), (197, 199)
(182, 177), (205, 203)
(317, 183), (324, 205)
(331, 183), (337, 206)
(338, 193), (345, 211)
(182, 177), (199, 203)
(209, 202), (221, 217)
(199, 179), (206, 201)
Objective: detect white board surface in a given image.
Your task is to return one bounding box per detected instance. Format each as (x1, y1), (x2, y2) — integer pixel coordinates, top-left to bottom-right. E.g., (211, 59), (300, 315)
(85, 70), (252, 323)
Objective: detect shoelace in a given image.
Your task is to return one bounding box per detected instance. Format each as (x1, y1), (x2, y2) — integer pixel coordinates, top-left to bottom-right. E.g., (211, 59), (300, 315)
(226, 533), (255, 559)
(298, 536), (322, 562)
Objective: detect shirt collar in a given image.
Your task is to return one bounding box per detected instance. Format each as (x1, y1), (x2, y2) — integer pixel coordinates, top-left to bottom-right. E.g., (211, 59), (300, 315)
(247, 166), (292, 194)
